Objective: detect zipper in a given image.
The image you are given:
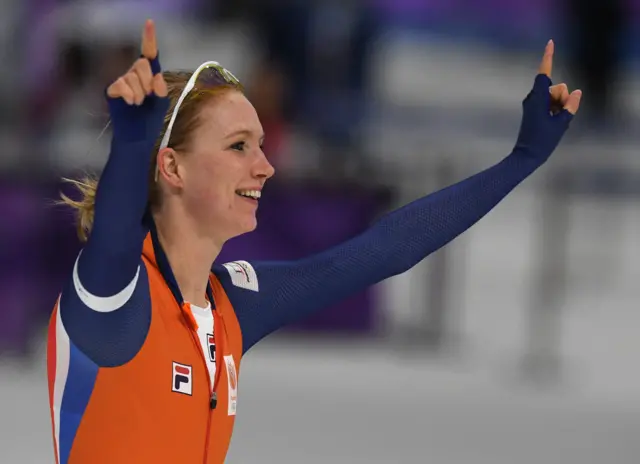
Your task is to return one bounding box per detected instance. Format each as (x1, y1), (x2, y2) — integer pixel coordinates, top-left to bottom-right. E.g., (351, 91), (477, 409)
(178, 302), (216, 464)
(202, 396), (214, 464)
(202, 309), (225, 463)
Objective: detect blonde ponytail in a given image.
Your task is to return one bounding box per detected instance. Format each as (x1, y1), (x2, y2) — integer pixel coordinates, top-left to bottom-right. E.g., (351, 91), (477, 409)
(59, 176), (99, 242)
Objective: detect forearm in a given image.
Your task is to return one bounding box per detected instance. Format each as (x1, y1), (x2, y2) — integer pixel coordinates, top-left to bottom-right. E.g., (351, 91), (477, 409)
(364, 150), (541, 278)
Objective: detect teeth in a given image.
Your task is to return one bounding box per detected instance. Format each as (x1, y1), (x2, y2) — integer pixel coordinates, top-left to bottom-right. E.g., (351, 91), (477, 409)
(237, 190), (261, 199)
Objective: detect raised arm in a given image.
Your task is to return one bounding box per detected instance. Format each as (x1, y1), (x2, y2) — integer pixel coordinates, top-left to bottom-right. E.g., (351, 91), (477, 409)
(59, 21), (169, 367)
(216, 42), (583, 354)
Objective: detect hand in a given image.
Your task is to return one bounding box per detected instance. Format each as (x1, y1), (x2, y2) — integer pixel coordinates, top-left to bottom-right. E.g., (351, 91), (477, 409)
(515, 40), (582, 160)
(104, 20), (170, 143)
(106, 19), (167, 104)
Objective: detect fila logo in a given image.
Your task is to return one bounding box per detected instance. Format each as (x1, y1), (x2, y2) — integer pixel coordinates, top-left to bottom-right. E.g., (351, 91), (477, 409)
(207, 333), (216, 363)
(222, 261), (259, 292)
(172, 362), (192, 396)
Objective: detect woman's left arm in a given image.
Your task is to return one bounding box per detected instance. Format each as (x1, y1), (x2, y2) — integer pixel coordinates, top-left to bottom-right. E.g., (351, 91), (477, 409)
(217, 61), (581, 354)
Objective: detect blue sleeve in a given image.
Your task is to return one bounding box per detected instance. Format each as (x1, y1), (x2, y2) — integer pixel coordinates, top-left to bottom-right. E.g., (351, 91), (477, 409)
(59, 56), (170, 367)
(217, 74), (575, 354)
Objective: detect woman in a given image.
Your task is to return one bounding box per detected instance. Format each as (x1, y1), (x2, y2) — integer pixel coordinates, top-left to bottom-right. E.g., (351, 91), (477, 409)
(47, 20), (581, 464)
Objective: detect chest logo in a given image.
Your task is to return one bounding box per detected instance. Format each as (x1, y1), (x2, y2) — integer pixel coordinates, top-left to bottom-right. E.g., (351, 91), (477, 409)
(172, 362), (193, 396)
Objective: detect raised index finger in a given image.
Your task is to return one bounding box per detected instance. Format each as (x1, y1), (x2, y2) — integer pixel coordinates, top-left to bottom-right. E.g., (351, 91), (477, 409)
(141, 19), (158, 60)
(538, 39), (554, 78)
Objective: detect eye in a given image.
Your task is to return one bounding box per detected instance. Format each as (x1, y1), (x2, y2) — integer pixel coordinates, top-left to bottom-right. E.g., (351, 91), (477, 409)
(230, 141), (245, 151)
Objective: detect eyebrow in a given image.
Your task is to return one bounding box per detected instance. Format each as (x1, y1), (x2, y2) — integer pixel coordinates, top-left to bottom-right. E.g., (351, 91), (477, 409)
(225, 129), (265, 142)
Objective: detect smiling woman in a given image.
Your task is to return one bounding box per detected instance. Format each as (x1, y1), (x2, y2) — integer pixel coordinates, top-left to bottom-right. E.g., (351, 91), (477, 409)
(50, 21), (275, 464)
(48, 20), (580, 464)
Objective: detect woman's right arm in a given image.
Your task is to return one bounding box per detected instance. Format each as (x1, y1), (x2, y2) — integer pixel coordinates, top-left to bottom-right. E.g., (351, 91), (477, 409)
(59, 21), (169, 368)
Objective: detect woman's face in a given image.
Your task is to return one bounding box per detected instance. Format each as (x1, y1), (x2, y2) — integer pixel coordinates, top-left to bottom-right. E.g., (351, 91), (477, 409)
(160, 89), (275, 242)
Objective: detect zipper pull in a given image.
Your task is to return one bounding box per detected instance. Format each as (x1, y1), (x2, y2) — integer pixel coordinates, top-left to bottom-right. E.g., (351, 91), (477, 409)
(210, 391), (217, 410)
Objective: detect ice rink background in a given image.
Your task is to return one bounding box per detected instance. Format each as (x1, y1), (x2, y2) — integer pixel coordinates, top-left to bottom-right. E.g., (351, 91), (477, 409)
(2, 1), (640, 463)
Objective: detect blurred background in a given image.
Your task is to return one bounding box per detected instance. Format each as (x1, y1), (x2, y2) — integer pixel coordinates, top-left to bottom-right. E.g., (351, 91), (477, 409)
(1, 0), (640, 462)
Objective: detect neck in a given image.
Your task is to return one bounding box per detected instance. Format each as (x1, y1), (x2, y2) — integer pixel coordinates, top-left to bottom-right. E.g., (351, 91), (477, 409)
(152, 208), (223, 308)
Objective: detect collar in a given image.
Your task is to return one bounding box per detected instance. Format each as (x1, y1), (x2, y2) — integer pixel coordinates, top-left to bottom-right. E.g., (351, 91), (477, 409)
(142, 216), (216, 309)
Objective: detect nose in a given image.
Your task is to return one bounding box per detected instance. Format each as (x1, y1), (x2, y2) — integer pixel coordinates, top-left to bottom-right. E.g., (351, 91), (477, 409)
(253, 149), (275, 181)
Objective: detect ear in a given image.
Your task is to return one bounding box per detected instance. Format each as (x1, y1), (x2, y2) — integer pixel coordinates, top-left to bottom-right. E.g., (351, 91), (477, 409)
(156, 147), (184, 188)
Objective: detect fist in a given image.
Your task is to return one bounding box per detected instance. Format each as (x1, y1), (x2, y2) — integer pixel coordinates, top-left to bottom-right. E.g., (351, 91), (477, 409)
(106, 20), (168, 105)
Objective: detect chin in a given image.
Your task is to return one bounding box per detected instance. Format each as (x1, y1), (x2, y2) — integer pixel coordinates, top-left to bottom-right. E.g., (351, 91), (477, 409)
(242, 221), (258, 233)
(232, 216), (258, 237)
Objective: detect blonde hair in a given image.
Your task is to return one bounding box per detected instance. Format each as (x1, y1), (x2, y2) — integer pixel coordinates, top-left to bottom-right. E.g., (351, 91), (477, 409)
(60, 70), (243, 242)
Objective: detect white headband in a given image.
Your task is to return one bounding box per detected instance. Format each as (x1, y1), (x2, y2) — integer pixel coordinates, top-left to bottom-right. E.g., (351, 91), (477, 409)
(158, 61), (241, 151)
